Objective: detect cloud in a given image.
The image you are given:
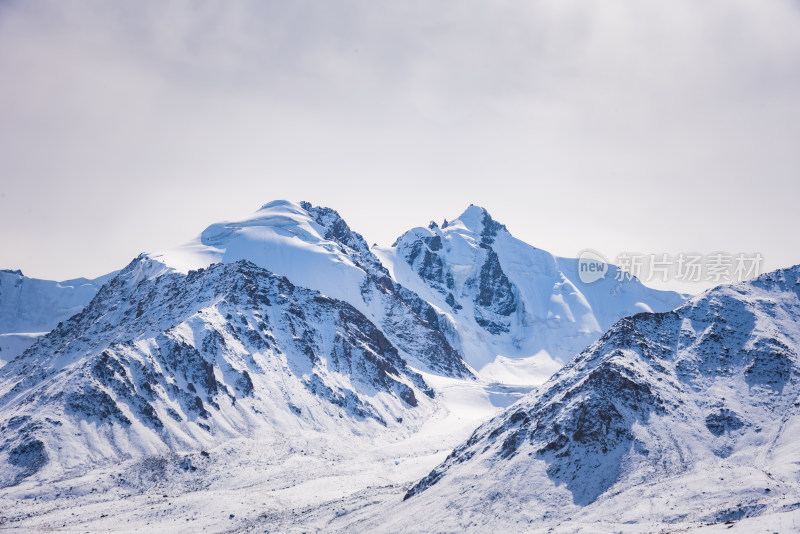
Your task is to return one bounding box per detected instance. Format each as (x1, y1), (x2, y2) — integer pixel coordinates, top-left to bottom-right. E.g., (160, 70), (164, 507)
(1, 0), (799, 291)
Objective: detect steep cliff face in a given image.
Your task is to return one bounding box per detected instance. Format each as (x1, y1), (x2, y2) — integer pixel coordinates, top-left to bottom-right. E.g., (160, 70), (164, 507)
(380, 205), (685, 374)
(395, 265), (800, 531)
(0, 258), (436, 487)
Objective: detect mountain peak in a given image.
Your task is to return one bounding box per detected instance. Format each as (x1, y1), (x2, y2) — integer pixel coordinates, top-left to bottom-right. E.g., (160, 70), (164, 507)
(455, 204), (489, 228)
(386, 203), (685, 370)
(257, 199), (303, 212)
(152, 200), (361, 272)
(453, 205), (507, 241)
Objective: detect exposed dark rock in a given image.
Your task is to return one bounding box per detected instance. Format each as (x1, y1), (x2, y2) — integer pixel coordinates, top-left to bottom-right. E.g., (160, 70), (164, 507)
(705, 409), (746, 436)
(65, 388), (131, 425)
(7, 439), (48, 485)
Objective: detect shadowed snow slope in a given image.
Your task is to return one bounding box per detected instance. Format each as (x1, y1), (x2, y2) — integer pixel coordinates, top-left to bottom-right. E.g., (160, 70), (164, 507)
(0, 269), (116, 336)
(377, 205), (686, 374)
(0, 258), (438, 488)
(389, 265), (800, 532)
(0, 269), (116, 362)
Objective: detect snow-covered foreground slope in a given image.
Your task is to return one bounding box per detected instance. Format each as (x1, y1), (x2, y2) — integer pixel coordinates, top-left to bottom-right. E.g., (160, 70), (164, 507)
(0, 269), (115, 362)
(0, 257), (443, 488)
(381, 265), (800, 532)
(377, 205), (685, 377)
(0, 374), (515, 533)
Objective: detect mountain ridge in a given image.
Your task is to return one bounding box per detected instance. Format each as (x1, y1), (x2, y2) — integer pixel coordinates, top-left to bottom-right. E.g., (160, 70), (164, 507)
(392, 264), (800, 531)
(377, 204), (686, 377)
(0, 257), (439, 487)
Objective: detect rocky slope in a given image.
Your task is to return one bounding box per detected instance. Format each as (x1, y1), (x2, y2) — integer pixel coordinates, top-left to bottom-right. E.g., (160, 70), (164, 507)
(0, 257), (437, 488)
(391, 265), (800, 532)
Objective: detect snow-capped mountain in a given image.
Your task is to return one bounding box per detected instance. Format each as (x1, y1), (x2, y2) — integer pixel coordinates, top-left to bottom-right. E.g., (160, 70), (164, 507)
(0, 269), (116, 363)
(2, 200), (797, 532)
(0, 257), (437, 487)
(151, 200), (471, 379)
(393, 265), (800, 532)
(376, 205), (685, 380)
(0, 200), (691, 490)
(1, 202), (686, 383)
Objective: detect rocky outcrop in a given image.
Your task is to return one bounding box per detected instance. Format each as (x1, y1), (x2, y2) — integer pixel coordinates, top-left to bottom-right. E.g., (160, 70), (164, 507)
(0, 259), (436, 487)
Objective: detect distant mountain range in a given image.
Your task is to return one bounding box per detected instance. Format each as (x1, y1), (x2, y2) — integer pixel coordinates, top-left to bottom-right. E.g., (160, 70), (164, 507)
(0, 269), (116, 365)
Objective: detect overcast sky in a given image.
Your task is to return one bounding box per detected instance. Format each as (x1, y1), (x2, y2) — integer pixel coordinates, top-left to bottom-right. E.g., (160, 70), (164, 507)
(1, 0), (799, 293)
